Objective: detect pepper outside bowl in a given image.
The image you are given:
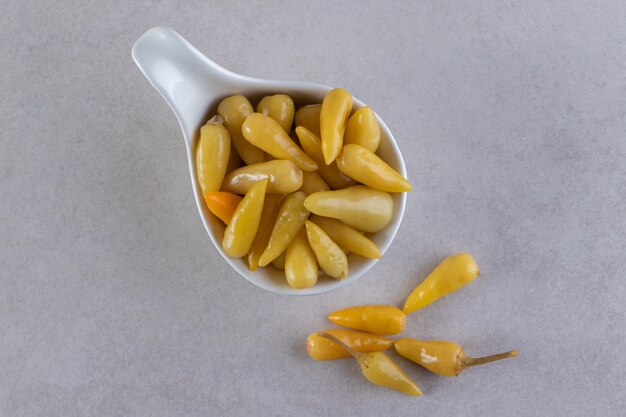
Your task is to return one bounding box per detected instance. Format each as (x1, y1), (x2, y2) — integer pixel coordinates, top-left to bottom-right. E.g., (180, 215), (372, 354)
(131, 27), (407, 296)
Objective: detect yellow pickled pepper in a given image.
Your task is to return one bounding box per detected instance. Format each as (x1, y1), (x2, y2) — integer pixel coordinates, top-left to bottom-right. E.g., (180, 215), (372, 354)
(258, 191), (310, 266)
(317, 332), (422, 396)
(295, 104), (321, 137)
(299, 171), (330, 194)
(336, 144), (412, 192)
(295, 126), (356, 189)
(222, 179), (268, 258)
(309, 215), (381, 259)
(257, 94), (295, 133)
(195, 117), (230, 195)
(306, 329), (394, 361)
(285, 228), (318, 289)
(304, 220), (348, 279)
(217, 95), (265, 165)
(242, 113), (317, 171)
(222, 160), (303, 194)
(304, 186), (393, 233)
(320, 88), (352, 164)
(344, 106), (381, 153)
(247, 193), (283, 271)
(394, 338), (518, 377)
(403, 253), (480, 314)
(327, 305), (406, 335)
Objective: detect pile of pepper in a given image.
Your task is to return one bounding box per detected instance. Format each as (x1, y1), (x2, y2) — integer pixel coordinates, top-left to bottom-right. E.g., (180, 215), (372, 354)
(196, 89), (411, 288)
(307, 253), (518, 396)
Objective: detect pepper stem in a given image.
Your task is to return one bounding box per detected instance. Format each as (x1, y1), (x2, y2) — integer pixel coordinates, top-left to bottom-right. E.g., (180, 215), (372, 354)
(317, 331), (363, 360)
(464, 350), (518, 368)
(207, 114), (224, 125)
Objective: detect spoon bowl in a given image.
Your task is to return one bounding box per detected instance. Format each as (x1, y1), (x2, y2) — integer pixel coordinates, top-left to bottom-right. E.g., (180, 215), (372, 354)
(132, 27), (407, 295)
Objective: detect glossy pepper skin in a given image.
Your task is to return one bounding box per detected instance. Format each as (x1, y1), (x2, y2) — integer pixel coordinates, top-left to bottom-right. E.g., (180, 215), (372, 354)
(403, 253), (480, 314)
(295, 126), (356, 189)
(222, 179), (268, 258)
(222, 160), (303, 195)
(328, 305), (406, 335)
(242, 113), (317, 171)
(320, 88), (353, 164)
(344, 106), (381, 153)
(394, 338), (518, 377)
(285, 228), (318, 288)
(357, 351), (423, 396)
(258, 191), (310, 266)
(309, 215), (381, 259)
(337, 144), (412, 192)
(299, 171), (330, 194)
(305, 220), (348, 279)
(203, 191), (242, 225)
(247, 193), (283, 271)
(295, 104), (321, 137)
(306, 329), (393, 360)
(317, 332), (422, 396)
(217, 95), (265, 165)
(257, 94), (295, 133)
(195, 118), (230, 195)
(304, 186), (393, 233)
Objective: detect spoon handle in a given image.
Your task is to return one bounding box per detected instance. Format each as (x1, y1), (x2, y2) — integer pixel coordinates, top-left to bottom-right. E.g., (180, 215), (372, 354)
(132, 27), (236, 140)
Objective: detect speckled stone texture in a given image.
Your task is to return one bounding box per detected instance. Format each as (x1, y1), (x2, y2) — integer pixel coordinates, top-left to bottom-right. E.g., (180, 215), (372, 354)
(1, 1), (625, 416)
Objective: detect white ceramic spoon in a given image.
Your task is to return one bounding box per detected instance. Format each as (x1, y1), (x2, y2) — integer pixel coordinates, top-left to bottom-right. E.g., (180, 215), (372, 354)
(132, 27), (407, 295)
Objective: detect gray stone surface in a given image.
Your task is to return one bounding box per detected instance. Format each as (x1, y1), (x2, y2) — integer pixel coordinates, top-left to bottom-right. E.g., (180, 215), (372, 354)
(1, 1), (625, 416)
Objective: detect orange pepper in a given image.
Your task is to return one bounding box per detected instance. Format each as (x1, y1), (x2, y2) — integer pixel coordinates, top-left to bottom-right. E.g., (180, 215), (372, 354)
(204, 191), (242, 225)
